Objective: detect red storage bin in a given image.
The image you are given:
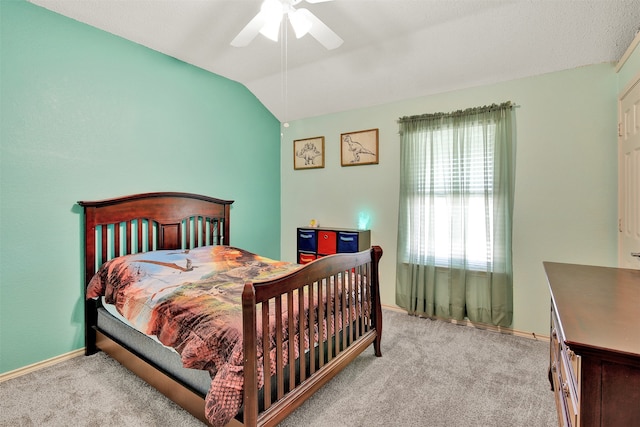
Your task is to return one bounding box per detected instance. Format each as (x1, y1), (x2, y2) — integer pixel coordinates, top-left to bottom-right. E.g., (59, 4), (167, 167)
(298, 252), (317, 264)
(317, 230), (337, 255)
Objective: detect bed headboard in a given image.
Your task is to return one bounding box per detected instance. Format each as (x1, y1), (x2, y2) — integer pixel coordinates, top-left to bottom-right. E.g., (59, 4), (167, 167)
(79, 192), (233, 355)
(78, 192), (234, 286)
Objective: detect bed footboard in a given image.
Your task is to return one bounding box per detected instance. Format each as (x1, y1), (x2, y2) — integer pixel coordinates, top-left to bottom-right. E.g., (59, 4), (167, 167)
(242, 246), (383, 427)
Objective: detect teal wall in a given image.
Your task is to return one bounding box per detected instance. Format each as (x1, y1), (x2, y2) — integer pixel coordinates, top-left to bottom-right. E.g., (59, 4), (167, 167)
(0, 1), (281, 373)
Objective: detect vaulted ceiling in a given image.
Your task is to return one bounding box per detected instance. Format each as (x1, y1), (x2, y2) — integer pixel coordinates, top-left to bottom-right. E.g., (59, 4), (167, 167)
(28, 0), (640, 122)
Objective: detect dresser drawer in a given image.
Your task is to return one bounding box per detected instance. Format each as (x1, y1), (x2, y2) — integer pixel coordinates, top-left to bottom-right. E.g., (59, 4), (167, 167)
(550, 325), (561, 389)
(559, 349), (580, 427)
(551, 303), (581, 427)
(561, 344), (581, 400)
(551, 310), (561, 369)
(550, 312), (566, 425)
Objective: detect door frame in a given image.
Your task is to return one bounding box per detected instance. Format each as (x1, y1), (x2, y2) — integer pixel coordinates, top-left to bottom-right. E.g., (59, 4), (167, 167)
(617, 69), (640, 269)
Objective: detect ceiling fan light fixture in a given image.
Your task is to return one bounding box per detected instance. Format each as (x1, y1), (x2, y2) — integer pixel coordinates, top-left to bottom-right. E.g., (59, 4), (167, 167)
(288, 9), (312, 38)
(261, 0), (283, 16)
(259, 0), (284, 41)
(259, 17), (282, 41)
(231, 0), (341, 49)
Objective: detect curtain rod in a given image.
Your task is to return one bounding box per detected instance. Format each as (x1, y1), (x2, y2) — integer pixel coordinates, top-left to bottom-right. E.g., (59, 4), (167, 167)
(398, 101), (516, 123)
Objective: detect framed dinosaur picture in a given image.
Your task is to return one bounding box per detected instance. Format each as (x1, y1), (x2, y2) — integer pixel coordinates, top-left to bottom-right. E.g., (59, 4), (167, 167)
(294, 136), (325, 170)
(340, 128), (379, 166)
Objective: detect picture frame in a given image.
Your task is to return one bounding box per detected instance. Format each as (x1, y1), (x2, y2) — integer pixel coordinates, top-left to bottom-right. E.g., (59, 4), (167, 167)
(294, 136), (325, 170)
(340, 128), (379, 166)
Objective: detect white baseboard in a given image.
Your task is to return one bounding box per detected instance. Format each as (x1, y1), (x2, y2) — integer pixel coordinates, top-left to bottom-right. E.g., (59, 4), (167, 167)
(0, 348), (85, 383)
(382, 304), (550, 342)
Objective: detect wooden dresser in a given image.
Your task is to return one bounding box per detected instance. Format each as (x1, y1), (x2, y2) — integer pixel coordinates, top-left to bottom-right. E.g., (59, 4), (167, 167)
(544, 262), (640, 427)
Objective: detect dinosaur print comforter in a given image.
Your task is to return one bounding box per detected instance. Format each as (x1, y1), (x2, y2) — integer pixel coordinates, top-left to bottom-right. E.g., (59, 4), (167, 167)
(86, 245), (306, 426)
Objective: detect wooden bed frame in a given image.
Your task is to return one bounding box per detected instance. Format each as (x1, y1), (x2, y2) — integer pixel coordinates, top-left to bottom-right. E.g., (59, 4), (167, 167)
(79, 192), (383, 427)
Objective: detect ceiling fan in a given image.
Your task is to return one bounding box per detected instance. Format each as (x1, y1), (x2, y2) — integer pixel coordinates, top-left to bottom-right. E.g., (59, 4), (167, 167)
(231, 0), (343, 50)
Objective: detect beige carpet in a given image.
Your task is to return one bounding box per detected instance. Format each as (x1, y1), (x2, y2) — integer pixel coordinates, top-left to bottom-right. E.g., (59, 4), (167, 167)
(0, 310), (557, 426)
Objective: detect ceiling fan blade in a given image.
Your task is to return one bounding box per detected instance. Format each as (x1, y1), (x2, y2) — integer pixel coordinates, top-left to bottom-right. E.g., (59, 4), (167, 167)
(298, 8), (343, 50)
(304, 0), (334, 4)
(230, 12), (267, 47)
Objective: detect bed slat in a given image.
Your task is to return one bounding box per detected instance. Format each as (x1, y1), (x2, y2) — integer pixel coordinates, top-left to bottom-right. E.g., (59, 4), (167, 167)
(307, 282), (315, 377)
(333, 272), (340, 353)
(297, 286), (306, 384)
(101, 226), (108, 264)
(326, 278), (333, 362)
(275, 296), (284, 400)
(125, 220), (132, 255)
(261, 302), (271, 411)
(317, 279), (325, 370)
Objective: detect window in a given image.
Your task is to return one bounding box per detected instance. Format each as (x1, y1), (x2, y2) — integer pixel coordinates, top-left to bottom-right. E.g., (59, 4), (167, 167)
(404, 123), (496, 270)
(396, 102), (514, 326)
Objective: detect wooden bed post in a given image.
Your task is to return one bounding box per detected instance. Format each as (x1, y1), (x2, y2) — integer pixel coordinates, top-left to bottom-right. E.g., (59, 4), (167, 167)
(242, 283), (259, 427)
(223, 204), (231, 246)
(371, 246), (383, 357)
(82, 204), (98, 355)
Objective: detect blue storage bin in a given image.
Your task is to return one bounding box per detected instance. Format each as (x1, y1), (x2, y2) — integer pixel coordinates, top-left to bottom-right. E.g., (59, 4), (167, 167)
(337, 231), (359, 253)
(297, 229), (317, 252)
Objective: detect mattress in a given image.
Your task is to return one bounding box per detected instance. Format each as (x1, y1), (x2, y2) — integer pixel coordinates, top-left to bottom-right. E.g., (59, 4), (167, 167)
(96, 302), (212, 396)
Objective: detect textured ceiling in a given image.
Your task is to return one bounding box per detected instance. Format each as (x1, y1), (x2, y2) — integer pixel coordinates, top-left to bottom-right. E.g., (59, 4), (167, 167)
(28, 0), (640, 122)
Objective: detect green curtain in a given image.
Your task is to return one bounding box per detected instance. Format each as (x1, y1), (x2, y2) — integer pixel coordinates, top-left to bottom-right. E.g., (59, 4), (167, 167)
(395, 102), (514, 327)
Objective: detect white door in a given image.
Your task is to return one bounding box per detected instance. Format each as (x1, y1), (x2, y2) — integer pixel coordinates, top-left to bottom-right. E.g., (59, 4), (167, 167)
(618, 74), (640, 269)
